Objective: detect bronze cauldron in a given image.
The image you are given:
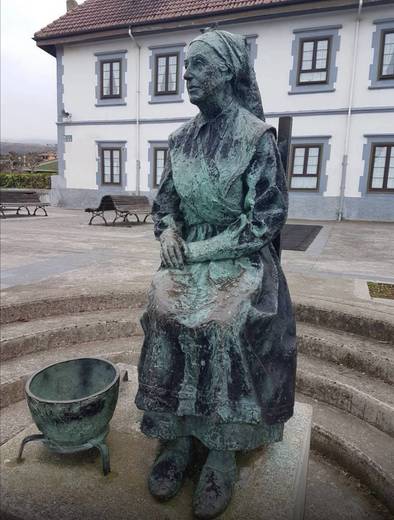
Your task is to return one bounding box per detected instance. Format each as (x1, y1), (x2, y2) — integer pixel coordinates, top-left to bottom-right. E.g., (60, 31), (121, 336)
(18, 357), (120, 475)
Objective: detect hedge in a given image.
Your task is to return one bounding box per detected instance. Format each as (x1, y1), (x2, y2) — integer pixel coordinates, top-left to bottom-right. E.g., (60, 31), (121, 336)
(0, 173), (55, 189)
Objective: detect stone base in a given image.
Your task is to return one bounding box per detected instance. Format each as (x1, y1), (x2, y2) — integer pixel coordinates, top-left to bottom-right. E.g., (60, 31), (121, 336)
(1, 367), (312, 520)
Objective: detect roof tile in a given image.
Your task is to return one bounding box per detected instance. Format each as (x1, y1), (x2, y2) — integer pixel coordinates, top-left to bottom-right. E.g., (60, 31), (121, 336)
(35, 0), (298, 40)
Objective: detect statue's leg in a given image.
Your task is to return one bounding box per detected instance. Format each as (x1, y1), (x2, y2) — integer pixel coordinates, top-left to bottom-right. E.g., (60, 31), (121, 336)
(193, 450), (237, 520)
(148, 436), (192, 501)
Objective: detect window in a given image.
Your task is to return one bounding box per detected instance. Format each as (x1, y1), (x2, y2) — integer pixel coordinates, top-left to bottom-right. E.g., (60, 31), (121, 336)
(153, 148), (168, 187)
(369, 20), (394, 89)
(95, 50), (127, 106)
(298, 38), (330, 85)
(368, 144), (394, 192)
(149, 44), (186, 104)
(289, 25), (341, 94)
(155, 54), (179, 95)
(102, 148), (122, 185)
(101, 60), (121, 98)
(379, 31), (394, 80)
(289, 145), (322, 190)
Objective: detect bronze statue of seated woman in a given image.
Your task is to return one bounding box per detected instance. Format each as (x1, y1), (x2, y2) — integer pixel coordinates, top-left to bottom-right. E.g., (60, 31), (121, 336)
(135, 29), (296, 520)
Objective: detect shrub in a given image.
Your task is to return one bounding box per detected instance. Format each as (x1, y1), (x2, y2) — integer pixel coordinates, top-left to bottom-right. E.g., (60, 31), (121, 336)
(0, 172), (55, 189)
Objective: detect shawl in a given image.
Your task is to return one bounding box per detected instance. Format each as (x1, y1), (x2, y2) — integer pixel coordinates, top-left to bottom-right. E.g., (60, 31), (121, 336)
(190, 29), (265, 121)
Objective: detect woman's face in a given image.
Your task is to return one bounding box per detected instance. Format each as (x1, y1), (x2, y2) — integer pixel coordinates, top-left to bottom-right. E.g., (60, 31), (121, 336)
(184, 41), (232, 106)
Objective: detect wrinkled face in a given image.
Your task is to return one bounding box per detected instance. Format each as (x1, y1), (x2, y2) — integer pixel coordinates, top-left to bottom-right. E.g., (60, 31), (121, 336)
(184, 40), (232, 105)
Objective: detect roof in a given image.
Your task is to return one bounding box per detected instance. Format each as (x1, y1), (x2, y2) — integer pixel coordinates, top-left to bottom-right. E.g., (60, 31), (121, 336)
(34, 0), (305, 40)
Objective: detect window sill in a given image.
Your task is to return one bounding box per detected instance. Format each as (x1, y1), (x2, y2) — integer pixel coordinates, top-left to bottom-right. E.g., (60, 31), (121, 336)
(289, 190), (323, 194)
(365, 191), (394, 195)
(288, 88), (336, 95)
(95, 102), (127, 107)
(368, 83), (394, 90)
(149, 99), (184, 105)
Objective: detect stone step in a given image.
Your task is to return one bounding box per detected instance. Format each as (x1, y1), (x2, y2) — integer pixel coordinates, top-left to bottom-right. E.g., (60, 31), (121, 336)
(0, 290), (148, 325)
(297, 322), (394, 384)
(297, 393), (394, 513)
(305, 451), (392, 520)
(2, 292), (394, 344)
(0, 337), (143, 410)
(297, 354), (394, 437)
(295, 297), (394, 344)
(3, 313), (393, 438)
(0, 308), (144, 363)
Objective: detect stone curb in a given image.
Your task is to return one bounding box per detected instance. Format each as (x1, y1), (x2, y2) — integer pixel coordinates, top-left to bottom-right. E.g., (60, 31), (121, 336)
(2, 292), (393, 343)
(295, 301), (394, 344)
(297, 369), (394, 437)
(0, 291), (148, 325)
(311, 424), (394, 513)
(297, 327), (393, 385)
(1, 316), (143, 364)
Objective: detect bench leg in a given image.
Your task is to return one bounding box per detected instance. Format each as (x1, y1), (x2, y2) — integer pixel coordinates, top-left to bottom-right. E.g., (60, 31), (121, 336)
(112, 210), (127, 225)
(33, 206), (48, 217)
(143, 214), (152, 223)
(16, 206), (31, 216)
(88, 212), (107, 225)
(112, 211), (120, 225)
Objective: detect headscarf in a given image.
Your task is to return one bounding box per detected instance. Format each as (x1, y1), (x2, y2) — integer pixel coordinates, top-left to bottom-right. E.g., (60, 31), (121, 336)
(190, 29), (265, 122)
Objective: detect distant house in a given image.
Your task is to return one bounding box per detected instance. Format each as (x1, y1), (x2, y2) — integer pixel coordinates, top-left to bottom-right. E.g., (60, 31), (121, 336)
(38, 152), (57, 162)
(35, 0), (394, 221)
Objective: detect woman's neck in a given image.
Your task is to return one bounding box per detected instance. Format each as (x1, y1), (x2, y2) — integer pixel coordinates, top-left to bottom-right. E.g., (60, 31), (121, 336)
(197, 86), (234, 121)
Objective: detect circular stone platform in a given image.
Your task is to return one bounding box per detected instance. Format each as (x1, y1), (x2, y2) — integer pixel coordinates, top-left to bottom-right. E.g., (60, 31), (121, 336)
(1, 366), (312, 520)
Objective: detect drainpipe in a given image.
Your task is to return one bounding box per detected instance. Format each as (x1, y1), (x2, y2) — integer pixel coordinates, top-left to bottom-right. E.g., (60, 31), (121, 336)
(338, 0), (363, 221)
(128, 27), (141, 195)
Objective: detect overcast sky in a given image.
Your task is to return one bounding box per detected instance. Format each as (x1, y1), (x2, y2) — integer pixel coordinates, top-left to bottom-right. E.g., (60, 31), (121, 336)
(1, 0), (69, 142)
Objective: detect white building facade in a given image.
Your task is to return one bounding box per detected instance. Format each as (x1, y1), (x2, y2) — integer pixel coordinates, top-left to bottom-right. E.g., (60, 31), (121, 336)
(36, 0), (394, 221)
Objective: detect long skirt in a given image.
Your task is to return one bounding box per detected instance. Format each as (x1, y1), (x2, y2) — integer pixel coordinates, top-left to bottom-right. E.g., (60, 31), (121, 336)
(135, 244), (296, 451)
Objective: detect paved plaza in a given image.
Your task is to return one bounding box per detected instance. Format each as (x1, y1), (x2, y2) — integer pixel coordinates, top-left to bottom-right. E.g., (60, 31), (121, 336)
(1, 208), (393, 315)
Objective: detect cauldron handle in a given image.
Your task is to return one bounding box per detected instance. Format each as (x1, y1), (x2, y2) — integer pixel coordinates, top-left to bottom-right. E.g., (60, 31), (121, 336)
(91, 440), (110, 476)
(17, 434), (45, 461)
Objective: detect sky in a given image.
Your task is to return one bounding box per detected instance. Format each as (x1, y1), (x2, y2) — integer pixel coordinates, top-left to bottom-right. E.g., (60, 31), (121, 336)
(1, 0), (69, 142)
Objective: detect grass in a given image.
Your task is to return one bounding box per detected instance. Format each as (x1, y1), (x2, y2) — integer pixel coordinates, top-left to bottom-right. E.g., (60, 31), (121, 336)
(36, 160), (58, 173)
(367, 282), (394, 300)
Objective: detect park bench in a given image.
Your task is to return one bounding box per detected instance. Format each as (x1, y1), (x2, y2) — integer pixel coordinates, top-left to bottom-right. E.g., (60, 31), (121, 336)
(0, 190), (49, 218)
(85, 195), (152, 225)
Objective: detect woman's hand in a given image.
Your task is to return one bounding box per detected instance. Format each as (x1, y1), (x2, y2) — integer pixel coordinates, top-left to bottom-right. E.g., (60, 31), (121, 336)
(160, 229), (187, 269)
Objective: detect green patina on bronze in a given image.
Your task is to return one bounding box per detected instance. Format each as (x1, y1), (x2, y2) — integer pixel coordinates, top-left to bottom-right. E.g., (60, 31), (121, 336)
(135, 29), (297, 517)
(18, 358), (120, 476)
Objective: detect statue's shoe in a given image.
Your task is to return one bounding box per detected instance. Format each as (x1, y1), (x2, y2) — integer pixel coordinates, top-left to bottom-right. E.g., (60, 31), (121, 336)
(148, 437), (192, 501)
(192, 451), (237, 519)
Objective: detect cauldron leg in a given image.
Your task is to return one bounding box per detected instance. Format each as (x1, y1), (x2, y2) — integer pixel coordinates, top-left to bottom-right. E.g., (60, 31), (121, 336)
(17, 434), (45, 461)
(92, 440), (110, 476)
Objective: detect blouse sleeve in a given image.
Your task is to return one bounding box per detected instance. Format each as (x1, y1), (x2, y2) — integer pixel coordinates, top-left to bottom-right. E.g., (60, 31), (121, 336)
(185, 130), (288, 263)
(152, 148), (183, 240)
